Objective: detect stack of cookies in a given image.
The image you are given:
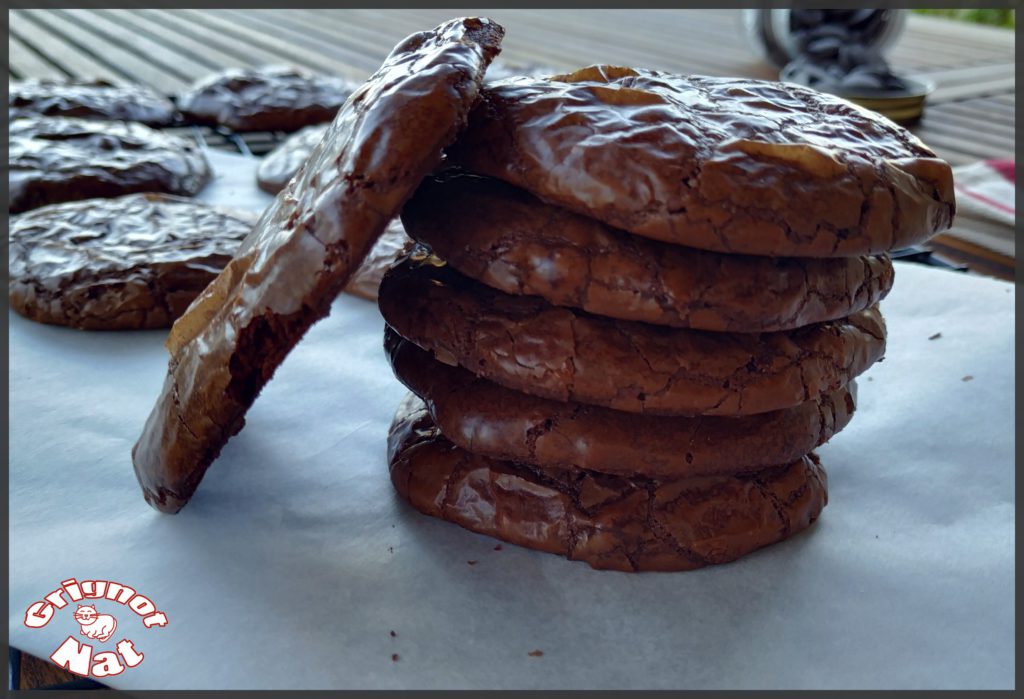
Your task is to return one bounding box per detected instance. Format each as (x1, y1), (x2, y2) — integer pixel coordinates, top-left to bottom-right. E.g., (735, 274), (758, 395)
(379, 66), (955, 572)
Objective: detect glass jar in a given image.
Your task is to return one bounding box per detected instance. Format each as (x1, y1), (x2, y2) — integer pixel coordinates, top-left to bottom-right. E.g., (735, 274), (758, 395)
(742, 9), (908, 69)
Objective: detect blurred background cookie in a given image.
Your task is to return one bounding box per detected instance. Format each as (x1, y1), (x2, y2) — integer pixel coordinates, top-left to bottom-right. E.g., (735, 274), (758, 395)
(345, 220), (411, 302)
(8, 116), (211, 213)
(9, 193), (256, 330)
(178, 65), (359, 132)
(255, 122), (329, 194)
(9, 78), (178, 126)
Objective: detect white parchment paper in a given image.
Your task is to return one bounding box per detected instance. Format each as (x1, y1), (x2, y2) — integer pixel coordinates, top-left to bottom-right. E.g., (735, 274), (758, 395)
(8, 153), (1015, 689)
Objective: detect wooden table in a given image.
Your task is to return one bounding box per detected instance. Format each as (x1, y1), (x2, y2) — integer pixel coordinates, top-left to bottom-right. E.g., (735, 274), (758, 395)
(9, 8), (1014, 160)
(8, 8), (1015, 282)
(9, 9), (1016, 282)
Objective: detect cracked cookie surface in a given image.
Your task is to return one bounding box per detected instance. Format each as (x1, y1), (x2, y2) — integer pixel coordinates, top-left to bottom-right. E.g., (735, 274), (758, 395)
(379, 256), (884, 416)
(8, 116), (210, 214)
(10, 78), (177, 126)
(403, 172), (895, 331)
(388, 394), (828, 572)
(9, 194), (257, 330)
(132, 17), (505, 513)
(178, 66), (359, 132)
(386, 327), (856, 478)
(446, 66), (955, 256)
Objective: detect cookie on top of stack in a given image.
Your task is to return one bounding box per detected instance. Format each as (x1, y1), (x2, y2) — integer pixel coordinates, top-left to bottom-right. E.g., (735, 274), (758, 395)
(379, 66), (955, 572)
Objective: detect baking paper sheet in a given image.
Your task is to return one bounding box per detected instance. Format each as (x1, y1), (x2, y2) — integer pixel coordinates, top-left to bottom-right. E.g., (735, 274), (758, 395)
(8, 152), (1015, 690)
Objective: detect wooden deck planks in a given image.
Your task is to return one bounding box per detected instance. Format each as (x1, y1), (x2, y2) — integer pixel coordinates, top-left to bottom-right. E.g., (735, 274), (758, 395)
(97, 9), (257, 76)
(6, 8), (1016, 187)
(10, 10), (122, 83)
(8, 31), (68, 81)
(19, 8), (187, 90)
(61, 9), (212, 86)
(9, 10), (1013, 96)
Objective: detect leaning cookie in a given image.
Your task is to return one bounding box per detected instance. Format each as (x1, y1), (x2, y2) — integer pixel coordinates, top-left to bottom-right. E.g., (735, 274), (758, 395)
(389, 394), (829, 572)
(178, 66), (358, 132)
(9, 78), (178, 126)
(403, 173), (895, 332)
(380, 256), (884, 416)
(386, 328), (856, 479)
(9, 194), (256, 330)
(8, 117), (211, 214)
(447, 66), (955, 256)
(132, 17), (505, 514)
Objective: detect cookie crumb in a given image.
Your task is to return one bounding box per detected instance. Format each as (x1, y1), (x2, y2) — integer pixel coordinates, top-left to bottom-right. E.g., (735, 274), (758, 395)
(390, 630), (397, 638)
(493, 544), (503, 551)
(528, 649), (544, 658)
(928, 332), (942, 340)
(467, 560), (477, 566)
(962, 375), (974, 382)
(392, 654), (400, 662)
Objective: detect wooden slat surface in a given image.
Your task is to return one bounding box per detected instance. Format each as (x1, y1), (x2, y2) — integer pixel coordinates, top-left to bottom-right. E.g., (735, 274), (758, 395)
(9, 9), (1013, 92)
(7, 8), (1016, 285)
(8, 8), (1014, 165)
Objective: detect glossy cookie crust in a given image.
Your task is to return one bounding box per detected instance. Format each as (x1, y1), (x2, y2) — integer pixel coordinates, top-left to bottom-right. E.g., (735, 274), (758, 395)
(402, 173), (895, 331)
(178, 66), (358, 132)
(345, 219), (411, 301)
(380, 256), (884, 416)
(389, 394), (829, 572)
(9, 78), (178, 126)
(132, 17), (505, 513)
(9, 194), (256, 330)
(447, 66), (955, 257)
(8, 116), (210, 214)
(385, 327), (856, 479)
(256, 122), (330, 194)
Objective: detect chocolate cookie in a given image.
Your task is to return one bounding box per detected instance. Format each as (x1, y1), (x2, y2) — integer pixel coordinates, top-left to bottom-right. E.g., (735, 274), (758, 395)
(447, 66), (956, 256)
(345, 219), (411, 301)
(178, 66), (358, 132)
(389, 394), (828, 572)
(256, 123), (330, 194)
(9, 194), (256, 330)
(9, 78), (177, 127)
(379, 256), (884, 416)
(8, 117), (211, 214)
(132, 17), (505, 513)
(402, 173), (895, 331)
(385, 328), (856, 479)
